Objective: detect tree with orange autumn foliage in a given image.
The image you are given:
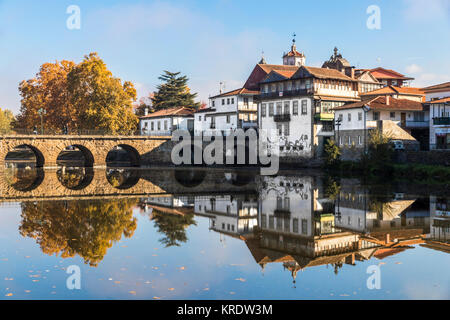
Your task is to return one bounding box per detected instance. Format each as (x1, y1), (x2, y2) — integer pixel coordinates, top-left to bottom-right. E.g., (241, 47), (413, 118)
(16, 53), (138, 134)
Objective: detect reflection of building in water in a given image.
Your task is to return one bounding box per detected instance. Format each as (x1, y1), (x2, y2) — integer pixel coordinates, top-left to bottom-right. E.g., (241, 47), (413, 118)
(139, 195), (194, 216)
(334, 180), (430, 244)
(425, 196), (449, 247)
(259, 176), (341, 237)
(249, 176), (380, 282)
(194, 194), (258, 237)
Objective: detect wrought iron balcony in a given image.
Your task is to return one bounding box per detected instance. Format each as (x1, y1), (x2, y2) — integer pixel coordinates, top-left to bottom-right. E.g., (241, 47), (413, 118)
(210, 123), (216, 129)
(433, 117), (450, 125)
(274, 114), (291, 122)
(259, 89), (310, 100)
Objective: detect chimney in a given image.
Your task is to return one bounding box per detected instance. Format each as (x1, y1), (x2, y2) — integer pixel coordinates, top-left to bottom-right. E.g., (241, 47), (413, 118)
(386, 96), (390, 105)
(144, 107), (148, 116)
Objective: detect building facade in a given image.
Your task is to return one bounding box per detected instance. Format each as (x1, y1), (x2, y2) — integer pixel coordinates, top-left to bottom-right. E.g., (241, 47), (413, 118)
(423, 82), (450, 150)
(194, 88), (259, 136)
(139, 107), (195, 136)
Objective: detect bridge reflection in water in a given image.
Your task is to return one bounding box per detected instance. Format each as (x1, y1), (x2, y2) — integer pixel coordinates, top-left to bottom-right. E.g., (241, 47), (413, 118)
(1, 166), (448, 282)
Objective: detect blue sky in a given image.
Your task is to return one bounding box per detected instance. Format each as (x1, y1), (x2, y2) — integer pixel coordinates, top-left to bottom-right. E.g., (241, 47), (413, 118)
(0, 0), (449, 113)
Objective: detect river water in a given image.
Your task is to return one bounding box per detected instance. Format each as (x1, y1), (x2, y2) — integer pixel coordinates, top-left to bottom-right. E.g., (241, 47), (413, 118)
(0, 165), (448, 300)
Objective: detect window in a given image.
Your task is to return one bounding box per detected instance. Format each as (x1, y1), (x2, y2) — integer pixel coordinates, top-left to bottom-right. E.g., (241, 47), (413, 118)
(277, 123), (282, 135)
(222, 99), (225, 105)
(157, 121), (161, 130)
(227, 98), (230, 105)
(284, 122), (289, 136)
(164, 120), (168, 131)
(348, 136), (351, 145)
(301, 219), (308, 235)
(226, 115), (230, 123)
(151, 122), (154, 130)
(338, 114), (343, 121)
(276, 103), (282, 115)
(301, 100), (307, 115)
(284, 101), (290, 114)
(231, 98), (234, 104)
(293, 218), (299, 233)
(244, 97), (248, 106)
(269, 216), (274, 229)
(261, 104), (266, 117)
(390, 112), (395, 118)
(358, 112), (362, 121)
(293, 101), (299, 115)
(358, 135), (362, 145)
(348, 113), (351, 122)
(373, 112), (380, 120)
(269, 103), (274, 116)
(339, 136), (343, 146)
(212, 100), (215, 107)
(198, 116), (201, 121)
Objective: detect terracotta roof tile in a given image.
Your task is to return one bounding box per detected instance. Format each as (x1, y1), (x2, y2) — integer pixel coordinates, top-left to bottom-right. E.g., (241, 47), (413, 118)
(139, 107), (195, 119)
(426, 97), (450, 104)
(209, 87), (259, 99)
(335, 96), (423, 111)
(303, 66), (356, 81)
(361, 86), (424, 96)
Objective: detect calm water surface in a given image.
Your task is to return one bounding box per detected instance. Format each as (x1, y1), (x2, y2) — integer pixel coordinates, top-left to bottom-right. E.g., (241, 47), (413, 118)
(0, 166), (448, 300)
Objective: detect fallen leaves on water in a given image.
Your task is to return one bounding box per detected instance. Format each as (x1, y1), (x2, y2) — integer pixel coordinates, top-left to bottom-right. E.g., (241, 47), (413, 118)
(5, 293), (13, 297)
(168, 288), (175, 291)
(178, 266), (186, 270)
(235, 278), (246, 282)
(153, 296), (161, 300)
(129, 291), (137, 295)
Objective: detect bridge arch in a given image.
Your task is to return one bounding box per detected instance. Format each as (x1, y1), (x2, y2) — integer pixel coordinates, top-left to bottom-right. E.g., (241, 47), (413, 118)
(106, 144), (141, 167)
(56, 144), (95, 168)
(4, 144), (45, 168)
(3, 167), (45, 192)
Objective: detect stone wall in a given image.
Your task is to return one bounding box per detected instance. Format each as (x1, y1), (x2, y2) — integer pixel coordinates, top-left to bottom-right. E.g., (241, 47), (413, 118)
(396, 150), (450, 166)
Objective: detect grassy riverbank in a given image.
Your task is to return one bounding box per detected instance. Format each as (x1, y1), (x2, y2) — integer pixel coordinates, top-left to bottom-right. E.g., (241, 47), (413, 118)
(330, 161), (450, 184)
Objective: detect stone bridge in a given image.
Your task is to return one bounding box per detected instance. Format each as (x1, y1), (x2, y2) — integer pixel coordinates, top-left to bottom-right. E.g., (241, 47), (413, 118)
(0, 135), (171, 168)
(0, 168), (168, 201)
(0, 168), (259, 202)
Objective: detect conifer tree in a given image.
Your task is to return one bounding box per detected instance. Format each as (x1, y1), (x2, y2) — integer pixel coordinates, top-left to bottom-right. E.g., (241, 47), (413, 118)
(152, 71), (200, 111)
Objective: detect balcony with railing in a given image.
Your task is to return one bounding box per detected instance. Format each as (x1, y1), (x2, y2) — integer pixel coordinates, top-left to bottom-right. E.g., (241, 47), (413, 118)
(405, 120), (429, 128)
(259, 88), (310, 100)
(274, 114), (291, 122)
(433, 117), (450, 126)
(210, 123), (216, 129)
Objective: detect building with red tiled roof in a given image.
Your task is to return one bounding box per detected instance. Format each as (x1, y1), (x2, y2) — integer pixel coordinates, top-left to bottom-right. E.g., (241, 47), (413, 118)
(334, 96), (427, 156)
(139, 106), (195, 136)
(360, 85), (425, 102)
(359, 67), (414, 87)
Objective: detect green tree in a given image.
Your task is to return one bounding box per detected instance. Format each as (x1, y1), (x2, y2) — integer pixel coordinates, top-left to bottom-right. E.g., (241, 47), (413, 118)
(367, 129), (392, 165)
(152, 210), (197, 247)
(324, 139), (341, 167)
(0, 108), (15, 134)
(152, 71), (200, 111)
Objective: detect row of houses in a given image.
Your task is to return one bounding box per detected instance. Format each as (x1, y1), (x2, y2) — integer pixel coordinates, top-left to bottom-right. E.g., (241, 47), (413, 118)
(139, 39), (450, 158)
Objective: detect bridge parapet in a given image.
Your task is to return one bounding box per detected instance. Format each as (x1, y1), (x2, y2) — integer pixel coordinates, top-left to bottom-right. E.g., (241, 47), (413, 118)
(0, 135), (171, 168)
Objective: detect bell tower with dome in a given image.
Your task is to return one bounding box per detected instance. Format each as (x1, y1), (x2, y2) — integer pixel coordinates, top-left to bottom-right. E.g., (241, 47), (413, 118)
(282, 33), (306, 66)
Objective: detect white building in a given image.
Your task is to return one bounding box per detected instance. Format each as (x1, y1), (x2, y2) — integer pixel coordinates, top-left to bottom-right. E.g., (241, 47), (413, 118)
(139, 107), (194, 136)
(194, 194), (258, 237)
(334, 96), (426, 155)
(194, 88), (259, 136)
(423, 82), (450, 150)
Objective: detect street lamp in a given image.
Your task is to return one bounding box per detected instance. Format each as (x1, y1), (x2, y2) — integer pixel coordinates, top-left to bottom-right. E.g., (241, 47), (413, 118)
(335, 118), (342, 146)
(37, 108), (46, 135)
(362, 105), (371, 155)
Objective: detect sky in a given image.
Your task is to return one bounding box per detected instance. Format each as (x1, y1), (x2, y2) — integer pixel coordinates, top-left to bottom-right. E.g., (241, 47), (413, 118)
(0, 0), (449, 114)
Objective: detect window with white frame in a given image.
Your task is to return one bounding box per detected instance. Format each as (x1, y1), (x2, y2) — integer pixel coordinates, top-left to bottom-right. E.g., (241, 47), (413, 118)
(301, 100), (307, 115)
(293, 101), (299, 115)
(261, 104), (267, 117)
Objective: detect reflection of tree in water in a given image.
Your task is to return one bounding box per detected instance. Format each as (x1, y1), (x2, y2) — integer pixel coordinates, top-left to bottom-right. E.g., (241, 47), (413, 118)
(3, 167), (44, 191)
(106, 168), (140, 189)
(19, 199), (138, 266)
(56, 167), (93, 190)
(151, 210), (197, 247)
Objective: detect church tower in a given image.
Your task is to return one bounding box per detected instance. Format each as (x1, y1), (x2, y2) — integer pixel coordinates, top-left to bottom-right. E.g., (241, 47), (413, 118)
(283, 33), (306, 66)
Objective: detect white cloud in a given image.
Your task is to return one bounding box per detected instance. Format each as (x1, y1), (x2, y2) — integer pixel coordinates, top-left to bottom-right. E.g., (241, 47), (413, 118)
(405, 63), (422, 74)
(411, 72), (450, 87)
